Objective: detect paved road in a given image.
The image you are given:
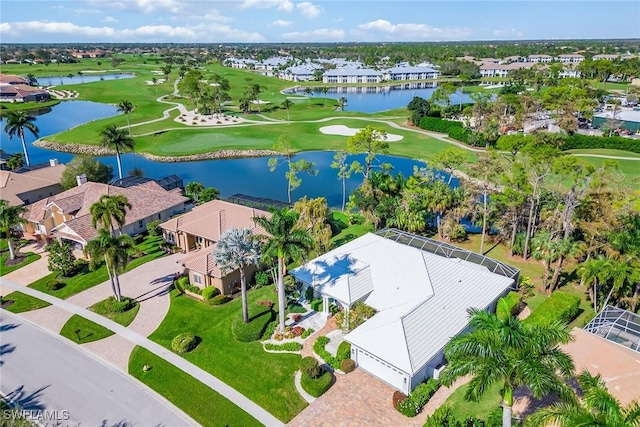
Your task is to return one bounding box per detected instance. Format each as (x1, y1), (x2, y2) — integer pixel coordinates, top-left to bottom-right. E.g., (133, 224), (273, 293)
(0, 311), (196, 427)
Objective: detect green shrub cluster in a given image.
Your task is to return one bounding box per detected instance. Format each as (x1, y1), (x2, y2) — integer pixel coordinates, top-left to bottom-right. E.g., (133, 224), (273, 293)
(201, 286), (220, 300)
(46, 279), (65, 292)
(101, 296), (136, 313)
(496, 291), (524, 320)
(301, 328), (314, 339)
(171, 333), (199, 354)
(254, 270), (270, 287)
(336, 341), (351, 361)
(396, 378), (440, 417)
(300, 369), (333, 398)
(418, 117), (477, 146)
(175, 276), (189, 293)
(425, 406), (507, 427)
(232, 306), (275, 342)
(287, 302), (307, 313)
(300, 356), (320, 378)
(186, 285), (202, 295)
(146, 219), (162, 237)
(264, 342), (302, 352)
(208, 295), (232, 306)
(310, 299), (323, 312)
(561, 134), (640, 154)
(304, 286), (315, 302)
(524, 291), (581, 326)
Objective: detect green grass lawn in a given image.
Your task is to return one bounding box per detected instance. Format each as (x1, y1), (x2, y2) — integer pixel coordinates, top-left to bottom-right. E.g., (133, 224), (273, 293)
(129, 346), (261, 427)
(330, 211), (374, 247)
(28, 235), (164, 299)
(0, 252), (41, 276)
(1, 292), (50, 313)
(567, 148), (640, 159)
(60, 314), (114, 344)
(148, 286), (307, 422)
(90, 296), (140, 326)
(445, 382), (502, 420)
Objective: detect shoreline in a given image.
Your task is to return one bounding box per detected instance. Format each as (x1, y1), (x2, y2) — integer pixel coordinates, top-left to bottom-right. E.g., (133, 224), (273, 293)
(34, 139), (281, 162)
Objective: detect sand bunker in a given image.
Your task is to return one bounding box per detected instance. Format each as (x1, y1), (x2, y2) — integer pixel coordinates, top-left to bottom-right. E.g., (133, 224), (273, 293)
(319, 125), (403, 141)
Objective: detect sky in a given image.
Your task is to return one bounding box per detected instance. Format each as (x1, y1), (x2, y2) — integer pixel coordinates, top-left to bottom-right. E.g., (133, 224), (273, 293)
(1, 0), (639, 44)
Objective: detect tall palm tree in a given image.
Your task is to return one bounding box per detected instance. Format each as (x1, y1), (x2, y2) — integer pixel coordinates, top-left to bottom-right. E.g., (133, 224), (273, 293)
(532, 231), (560, 290)
(320, 86), (329, 108)
(253, 208), (314, 331)
(338, 96), (348, 111)
(303, 87), (313, 108)
(151, 77), (158, 97)
(549, 238), (581, 292)
(213, 228), (262, 324)
(4, 111), (38, 166)
(185, 182), (205, 203)
(90, 194), (131, 235)
(100, 124), (134, 180)
(281, 99), (293, 122)
(116, 100), (135, 136)
(84, 228), (134, 301)
(439, 309), (575, 427)
(528, 370), (640, 427)
(578, 256), (611, 312)
(0, 200), (27, 260)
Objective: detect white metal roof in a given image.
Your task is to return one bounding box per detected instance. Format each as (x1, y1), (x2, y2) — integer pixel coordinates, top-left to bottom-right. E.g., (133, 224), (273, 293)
(294, 232), (515, 375)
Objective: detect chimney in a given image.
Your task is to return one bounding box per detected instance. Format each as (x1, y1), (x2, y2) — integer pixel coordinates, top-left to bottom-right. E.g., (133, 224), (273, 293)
(76, 174), (87, 186)
(49, 158), (59, 167)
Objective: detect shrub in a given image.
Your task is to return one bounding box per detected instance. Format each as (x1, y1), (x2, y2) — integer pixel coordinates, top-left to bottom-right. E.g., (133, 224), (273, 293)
(171, 333), (198, 353)
(113, 297), (135, 313)
(291, 313), (302, 323)
(209, 295), (232, 306)
(47, 240), (76, 276)
(397, 398), (418, 417)
(418, 116), (480, 146)
(392, 391), (407, 410)
(560, 133), (640, 154)
(254, 270), (270, 287)
(424, 406), (459, 427)
(232, 305), (276, 342)
(336, 341), (351, 361)
(340, 358), (356, 373)
(288, 302), (306, 313)
(301, 369), (333, 398)
(177, 276), (189, 290)
(410, 379), (440, 408)
(201, 286), (220, 300)
(304, 286), (315, 302)
(291, 326), (305, 336)
(524, 291), (581, 326)
(264, 342), (302, 352)
(46, 279), (65, 291)
(300, 356), (320, 378)
(313, 336), (340, 369)
(496, 291), (524, 320)
(310, 299), (323, 312)
(518, 275), (535, 297)
(301, 328), (314, 339)
(186, 285), (202, 295)
(146, 220), (162, 237)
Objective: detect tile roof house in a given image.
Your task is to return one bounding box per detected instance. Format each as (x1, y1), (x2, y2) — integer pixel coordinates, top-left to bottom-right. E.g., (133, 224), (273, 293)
(22, 180), (187, 248)
(291, 230), (518, 395)
(0, 73), (50, 103)
(160, 199), (270, 295)
(0, 160), (66, 206)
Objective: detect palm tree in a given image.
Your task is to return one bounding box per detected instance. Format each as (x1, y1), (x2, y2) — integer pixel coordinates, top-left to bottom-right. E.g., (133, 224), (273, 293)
(303, 87), (313, 108)
(320, 86), (329, 108)
(531, 231), (560, 290)
(439, 309), (575, 427)
(116, 100), (135, 136)
(0, 200), (27, 260)
(281, 99), (293, 122)
(77, 71), (84, 83)
(253, 208), (314, 331)
(549, 238), (581, 292)
(4, 111), (39, 166)
(185, 182), (205, 203)
(151, 77), (158, 97)
(213, 228), (262, 324)
(90, 194), (131, 236)
(338, 96), (348, 111)
(100, 124), (134, 180)
(84, 228), (134, 301)
(161, 64), (172, 82)
(528, 369), (640, 427)
(577, 256), (610, 312)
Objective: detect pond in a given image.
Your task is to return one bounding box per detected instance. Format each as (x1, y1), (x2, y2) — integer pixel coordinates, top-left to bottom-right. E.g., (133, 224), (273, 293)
(1, 100), (456, 209)
(286, 82), (475, 113)
(34, 73), (136, 87)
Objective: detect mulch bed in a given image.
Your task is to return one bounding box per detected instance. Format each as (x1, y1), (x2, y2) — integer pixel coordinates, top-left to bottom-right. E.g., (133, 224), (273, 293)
(4, 255), (26, 266)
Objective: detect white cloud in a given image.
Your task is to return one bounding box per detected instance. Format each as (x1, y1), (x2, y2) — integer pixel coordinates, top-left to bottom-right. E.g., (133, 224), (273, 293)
(103, 16), (119, 23)
(357, 19), (471, 41)
(280, 28), (344, 41)
(269, 20), (292, 27)
(493, 28), (523, 38)
(296, 2), (321, 19)
(0, 20), (265, 43)
(241, 0), (294, 12)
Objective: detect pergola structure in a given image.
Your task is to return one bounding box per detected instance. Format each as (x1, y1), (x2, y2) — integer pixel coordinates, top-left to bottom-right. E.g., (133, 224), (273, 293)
(584, 306), (640, 353)
(225, 194), (290, 211)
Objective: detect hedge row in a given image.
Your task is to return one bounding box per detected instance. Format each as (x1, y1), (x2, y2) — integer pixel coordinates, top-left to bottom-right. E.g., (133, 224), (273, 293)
(264, 342), (303, 352)
(561, 134), (640, 154)
(301, 369), (333, 398)
(397, 378), (441, 417)
(418, 116), (476, 146)
(524, 291), (581, 326)
(496, 291), (524, 320)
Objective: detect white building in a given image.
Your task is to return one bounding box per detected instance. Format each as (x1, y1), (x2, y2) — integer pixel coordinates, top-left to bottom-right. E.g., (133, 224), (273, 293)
(291, 230), (518, 394)
(479, 62), (533, 78)
(527, 54), (554, 63)
(384, 65), (439, 81)
(322, 68), (384, 84)
(556, 54), (585, 64)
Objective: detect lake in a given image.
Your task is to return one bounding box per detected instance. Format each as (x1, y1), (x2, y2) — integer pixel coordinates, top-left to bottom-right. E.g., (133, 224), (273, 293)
(286, 82), (474, 113)
(1, 100), (451, 208)
(35, 73), (135, 86)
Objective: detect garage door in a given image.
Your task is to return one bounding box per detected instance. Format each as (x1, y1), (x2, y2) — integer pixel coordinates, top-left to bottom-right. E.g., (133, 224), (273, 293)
(355, 348), (408, 393)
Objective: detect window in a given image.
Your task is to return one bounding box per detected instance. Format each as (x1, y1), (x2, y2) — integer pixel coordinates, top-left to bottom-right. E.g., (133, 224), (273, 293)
(167, 233), (175, 243)
(193, 274), (202, 284)
(157, 214), (161, 220)
(195, 236), (203, 245)
(138, 220), (144, 229)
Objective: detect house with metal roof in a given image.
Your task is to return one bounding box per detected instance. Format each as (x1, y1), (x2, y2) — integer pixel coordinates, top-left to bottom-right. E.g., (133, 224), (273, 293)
(384, 66), (440, 81)
(322, 68), (384, 84)
(291, 229), (518, 394)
